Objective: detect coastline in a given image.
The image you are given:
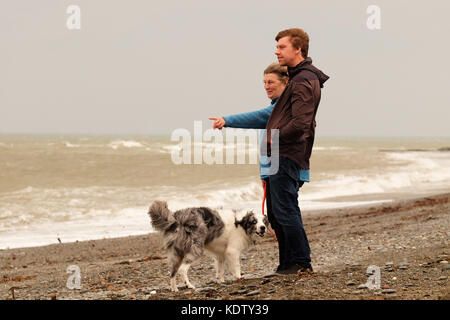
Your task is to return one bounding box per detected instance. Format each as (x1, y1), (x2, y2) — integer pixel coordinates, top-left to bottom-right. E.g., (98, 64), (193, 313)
(1, 192), (448, 300)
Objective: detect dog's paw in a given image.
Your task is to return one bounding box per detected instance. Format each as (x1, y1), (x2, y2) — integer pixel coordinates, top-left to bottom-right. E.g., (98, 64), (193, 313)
(170, 284), (179, 292)
(216, 278), (225, 284)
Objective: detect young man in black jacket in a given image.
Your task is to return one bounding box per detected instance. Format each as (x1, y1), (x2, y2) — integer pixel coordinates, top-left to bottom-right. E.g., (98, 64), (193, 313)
(265, 28), (329, 274)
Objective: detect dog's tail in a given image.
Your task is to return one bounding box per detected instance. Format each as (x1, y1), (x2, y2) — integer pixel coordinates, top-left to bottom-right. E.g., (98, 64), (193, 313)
(148, 200), (177, 232)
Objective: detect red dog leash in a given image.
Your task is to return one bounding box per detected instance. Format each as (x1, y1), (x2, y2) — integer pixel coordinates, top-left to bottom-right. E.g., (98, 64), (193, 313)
(261, 180), (278, 244)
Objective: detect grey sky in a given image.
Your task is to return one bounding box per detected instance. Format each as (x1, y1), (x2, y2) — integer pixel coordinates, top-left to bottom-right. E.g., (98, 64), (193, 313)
(1, 0), (449, 137)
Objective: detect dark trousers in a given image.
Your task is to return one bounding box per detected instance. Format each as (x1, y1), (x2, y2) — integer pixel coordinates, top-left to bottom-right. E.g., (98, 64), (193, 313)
(265, 157), (311, 269)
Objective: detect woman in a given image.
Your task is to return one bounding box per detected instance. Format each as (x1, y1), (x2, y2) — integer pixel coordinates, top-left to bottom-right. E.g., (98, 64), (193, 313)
(209, 62), (289, 181)
(209, 63), (296, 273)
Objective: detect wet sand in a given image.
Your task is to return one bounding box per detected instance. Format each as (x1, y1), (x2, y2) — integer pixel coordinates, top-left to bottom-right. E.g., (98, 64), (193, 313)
(1, 193), (448, 300)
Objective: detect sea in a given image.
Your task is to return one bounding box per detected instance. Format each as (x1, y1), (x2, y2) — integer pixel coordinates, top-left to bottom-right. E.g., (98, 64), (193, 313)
(0, 134), (449, 249)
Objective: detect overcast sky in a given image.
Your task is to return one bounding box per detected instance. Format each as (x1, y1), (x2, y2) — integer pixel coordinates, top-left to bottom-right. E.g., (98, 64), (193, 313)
(1, 0), (449, 137)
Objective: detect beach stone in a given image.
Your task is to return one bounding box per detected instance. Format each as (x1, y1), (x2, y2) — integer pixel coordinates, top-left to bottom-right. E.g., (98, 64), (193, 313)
(346, 281), (357, 286)
(245, 290), (261, 297)
(438, 276), (447, 281)
(442, 265), (450, 271)
(382, 289), (397, 294)
(230, 289), (248, 295)
(385, 262), (394, 267)
(357, 284), (368, 290)
(439, 260), (448, 264)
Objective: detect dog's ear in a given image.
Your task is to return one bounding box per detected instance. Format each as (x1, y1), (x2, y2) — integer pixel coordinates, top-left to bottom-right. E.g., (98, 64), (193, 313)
(263, 214), (269, 227)
(233, 209), (244, 220)
(235, 211), (259, 235)
(234, 210), (245, 228)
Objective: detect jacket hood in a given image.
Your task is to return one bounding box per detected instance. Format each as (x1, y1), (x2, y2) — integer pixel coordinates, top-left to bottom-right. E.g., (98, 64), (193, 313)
(288, 57), (329, 88)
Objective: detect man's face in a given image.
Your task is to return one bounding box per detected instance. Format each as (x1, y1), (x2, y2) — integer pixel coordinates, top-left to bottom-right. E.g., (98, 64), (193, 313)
(275, 36), (302, 67)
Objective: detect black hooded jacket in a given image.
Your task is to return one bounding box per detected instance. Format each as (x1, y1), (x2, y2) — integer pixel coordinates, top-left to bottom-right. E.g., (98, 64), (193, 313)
(265, 57), (329, 170)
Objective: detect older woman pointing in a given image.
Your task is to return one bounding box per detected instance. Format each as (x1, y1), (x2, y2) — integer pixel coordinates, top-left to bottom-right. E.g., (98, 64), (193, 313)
(209, 63), (309, 274)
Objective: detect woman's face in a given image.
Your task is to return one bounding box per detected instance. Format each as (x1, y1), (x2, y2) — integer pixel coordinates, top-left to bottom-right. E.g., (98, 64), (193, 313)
(264, 73), (286, 100)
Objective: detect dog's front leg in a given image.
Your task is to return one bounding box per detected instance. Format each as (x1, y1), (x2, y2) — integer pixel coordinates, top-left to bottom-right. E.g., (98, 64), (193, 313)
(225, 249), (242, 279)
(170, 277), (179, 292)
(214, 255), (225, 283)
(179, 263), (196, 290)
(170, 256), (182, 292)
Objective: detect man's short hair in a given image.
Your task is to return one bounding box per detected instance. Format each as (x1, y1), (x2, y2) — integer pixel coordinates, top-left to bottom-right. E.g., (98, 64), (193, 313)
(275, 28), (309, 59)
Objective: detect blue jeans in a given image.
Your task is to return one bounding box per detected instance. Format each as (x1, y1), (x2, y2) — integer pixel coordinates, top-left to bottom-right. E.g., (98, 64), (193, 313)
(266, 157), (311, 268)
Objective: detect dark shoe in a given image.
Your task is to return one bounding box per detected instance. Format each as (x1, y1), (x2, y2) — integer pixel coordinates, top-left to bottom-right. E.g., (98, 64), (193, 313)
(297, 265), (314, 275)
(275, 263), (313, 275)
(275, 264), (286, 272)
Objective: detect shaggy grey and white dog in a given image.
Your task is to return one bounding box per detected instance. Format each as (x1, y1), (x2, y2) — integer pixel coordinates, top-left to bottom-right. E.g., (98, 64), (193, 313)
(148, 200), (267, 292)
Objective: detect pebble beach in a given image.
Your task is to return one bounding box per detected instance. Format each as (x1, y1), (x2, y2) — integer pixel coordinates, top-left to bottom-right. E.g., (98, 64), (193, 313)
(1, 193), (448, 300)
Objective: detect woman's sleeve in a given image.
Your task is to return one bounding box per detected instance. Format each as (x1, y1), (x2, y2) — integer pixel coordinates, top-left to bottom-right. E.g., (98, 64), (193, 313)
(223, 104), (274, 129)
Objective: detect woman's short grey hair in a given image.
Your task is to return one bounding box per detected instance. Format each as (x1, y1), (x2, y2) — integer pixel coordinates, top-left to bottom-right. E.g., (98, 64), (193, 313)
(264, 63), (289, 83)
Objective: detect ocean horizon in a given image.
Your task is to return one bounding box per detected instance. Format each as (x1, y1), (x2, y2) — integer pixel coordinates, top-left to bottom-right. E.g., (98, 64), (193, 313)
(1, 134), (449, 250)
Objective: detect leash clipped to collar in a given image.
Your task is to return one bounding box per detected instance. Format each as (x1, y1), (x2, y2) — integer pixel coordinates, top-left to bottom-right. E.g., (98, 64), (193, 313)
(261, 180), (278, 245)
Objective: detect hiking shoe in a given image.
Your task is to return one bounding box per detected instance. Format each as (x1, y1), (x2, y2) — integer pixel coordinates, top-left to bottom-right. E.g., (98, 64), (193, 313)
(275, 264), (286, 272)
(275, 264), (313, 275)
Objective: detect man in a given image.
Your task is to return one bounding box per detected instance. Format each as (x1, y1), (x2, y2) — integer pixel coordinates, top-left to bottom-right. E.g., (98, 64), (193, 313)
(264, 28), (329, 275)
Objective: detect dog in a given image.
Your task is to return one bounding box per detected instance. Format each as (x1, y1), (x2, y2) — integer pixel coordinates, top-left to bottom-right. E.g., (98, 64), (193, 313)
(148, 200), (268, 292)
